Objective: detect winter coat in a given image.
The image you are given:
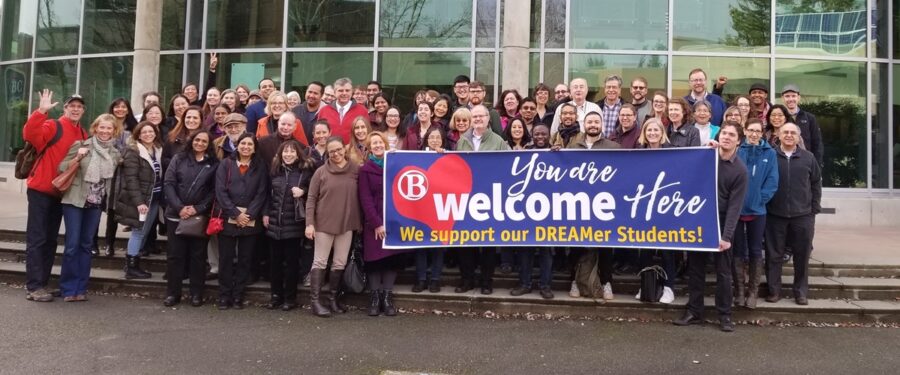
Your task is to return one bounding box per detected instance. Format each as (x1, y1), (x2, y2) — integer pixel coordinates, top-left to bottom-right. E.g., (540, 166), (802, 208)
(610, 124), (641, 149)
(163, 152), (218, 220)
(767, 147), (822, 218)
(265, 161), (314, 240)
(455, 129), (510, 151)
(215, 156), (269, 236)
(58, 138), (122, 208)
(316, 100), (369, 144)
(115, 144), (163, 227)
(737, 140), (779, 216)
(305, 159), (361, 234)
(358, 159), (406, 263)
(21, 111), (88, 195)
(668, 123), (701, 148)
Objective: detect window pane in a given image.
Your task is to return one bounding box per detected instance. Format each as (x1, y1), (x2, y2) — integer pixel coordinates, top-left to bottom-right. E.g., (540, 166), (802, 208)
(475, 52), (497, 104)
(672, 56), (769, 103)
(82, 0), (136, 54)
(158, 54), (185, 102)
(212, 52), (282, 91)
(0, 63), (31, 161)
(775, 0), (866, 57)
(35, 0), (81, 57)
(32, 60), (77, 119)
(160, 0), (187, 50)
(378, 51), (469, 113)
(1, 0), (37, 61)
(674, 0), (770, 53)
(874, 0), (888, 58)
(206, 0), (283, 49)
(894, 0), (900, 58)
(529, 0), (541, 48)
(284, 52), (373, 93)
(184, 53), (202, 91)
(544, 0), (564, 48)
(476, 0), (497, 48)
(872, 63), (889, 188)
(187, 0), (203, 49)
(287, 0), (374, 47)
(569, 54), (667, 103)
(776, 59), (866, 188)
(79, 56), (134, 122)
(894, 64), (900, 188)
(380, 0), (472, 48)
(529, 53), (540, 88)
(571, 0), (667, 51)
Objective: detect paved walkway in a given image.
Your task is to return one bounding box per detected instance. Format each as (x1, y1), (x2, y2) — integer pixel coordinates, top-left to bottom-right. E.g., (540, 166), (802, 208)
(2, 191), (898, 267)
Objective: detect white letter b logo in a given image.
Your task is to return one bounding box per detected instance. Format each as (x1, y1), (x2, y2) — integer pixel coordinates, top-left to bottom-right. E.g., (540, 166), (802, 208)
(398, 170), (428, 201)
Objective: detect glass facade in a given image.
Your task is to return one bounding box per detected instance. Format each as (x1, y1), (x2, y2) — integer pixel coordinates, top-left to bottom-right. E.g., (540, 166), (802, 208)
(0, 0), (897, 193)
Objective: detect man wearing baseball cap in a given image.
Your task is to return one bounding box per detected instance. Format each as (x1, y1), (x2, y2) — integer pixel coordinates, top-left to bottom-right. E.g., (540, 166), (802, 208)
(21, 89), (88, 302)
(748, 83), (772, 125)
(781, 84), (824, 166)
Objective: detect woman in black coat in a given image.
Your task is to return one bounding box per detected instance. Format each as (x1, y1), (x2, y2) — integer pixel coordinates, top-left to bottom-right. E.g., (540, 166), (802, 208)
(214, 133), (269, 310)
(162, 130), (218, 307)
(263, 140), (315, 311)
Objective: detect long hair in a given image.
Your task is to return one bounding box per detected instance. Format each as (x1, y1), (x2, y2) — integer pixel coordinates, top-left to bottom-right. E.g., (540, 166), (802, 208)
(169, 106), (203, 143)
(270, 139), (310, 176)
(180, 129), (218, 161)
(421, 126), (449, 151)
(504, 117), (531, 148)
(495, 89), (522, 118)
(167, 93), (190, 118)
(141, 103), (166, 127)
(108, 97), (138, 132)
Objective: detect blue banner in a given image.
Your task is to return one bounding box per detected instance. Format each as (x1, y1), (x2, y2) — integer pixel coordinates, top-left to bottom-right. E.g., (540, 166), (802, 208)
(383, 148), (721, 251)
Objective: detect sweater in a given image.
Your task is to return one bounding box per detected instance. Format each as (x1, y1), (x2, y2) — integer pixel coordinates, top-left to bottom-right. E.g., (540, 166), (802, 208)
(22, 111), (88, 195)
(58, 139), (122, 208)
(305, 160), (361, 234)
(717, 152), (749, 243)
(737, 140), (779, 216)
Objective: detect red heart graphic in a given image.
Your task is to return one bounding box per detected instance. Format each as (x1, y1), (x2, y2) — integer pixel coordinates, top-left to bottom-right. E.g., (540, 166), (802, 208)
(392, 154), (473, 244)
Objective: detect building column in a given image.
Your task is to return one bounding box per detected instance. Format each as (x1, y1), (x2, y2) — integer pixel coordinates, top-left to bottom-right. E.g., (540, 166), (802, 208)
(131, 0), (164, 112)
(501, 1), (531, 93)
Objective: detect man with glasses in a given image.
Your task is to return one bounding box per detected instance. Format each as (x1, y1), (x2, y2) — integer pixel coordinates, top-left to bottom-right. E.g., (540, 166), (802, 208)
(630, 77), (651, 124)
(518, 97), (540, 133)
(451, 75), (470, 110)
(467, 81), (504, 137)
(684, 68), (727, 125)
(598, 75), (624, 138)
(553, 83), (570, 104)
(780, 85), (823, 167)
(549, 78), (601, 135)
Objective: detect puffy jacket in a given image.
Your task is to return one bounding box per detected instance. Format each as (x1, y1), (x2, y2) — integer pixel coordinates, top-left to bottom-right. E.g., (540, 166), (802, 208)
(22, 111), (87, 195)
(767, 147), (822, 218)
(115, 144), (163, 227)
(163, 152), (218, 220)
(265, 161), (314, 240)
(737, 140), (779, 215)
(215, 156), (269, 236)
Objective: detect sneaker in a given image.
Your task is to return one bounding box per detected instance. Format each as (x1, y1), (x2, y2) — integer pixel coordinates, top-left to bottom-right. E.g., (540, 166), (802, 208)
(568, 280), (580, 298)
(303, 274), (311, 287)
(660, 286), (675, 304)
(602, 282), (614, 300)
(634, 289), (641, 300)
(26, 288), (54, 302)
(539, 287), (554, 300)
(509, 287), (532, 296)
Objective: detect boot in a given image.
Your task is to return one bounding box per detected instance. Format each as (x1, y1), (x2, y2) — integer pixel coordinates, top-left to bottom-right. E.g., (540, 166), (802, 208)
(124, 255), (152, 279)
(102, 243), (115, 257)
(309, 268), (331, 317)
(382, 290), (397, 316)
(367, 290), (381, 316)
(328, 270), (347, 314)
(733, 258), (746, 307)
(747, 258), (763, 309)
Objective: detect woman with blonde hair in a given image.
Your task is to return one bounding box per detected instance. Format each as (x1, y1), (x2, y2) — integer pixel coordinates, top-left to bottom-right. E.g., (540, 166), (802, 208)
(346, 116), (372, 166)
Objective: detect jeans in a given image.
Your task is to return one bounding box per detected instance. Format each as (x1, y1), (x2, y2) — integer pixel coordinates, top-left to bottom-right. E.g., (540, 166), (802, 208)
(733, 215), (766, 261)
(519, 249), (553, 289)
(217, 234), (256, 301)
(60, 205), (102, 297)
(25, 189), (64, 292)
(126, 201), (159, 256)
(415, 249), (444, 282)
(165, 219), (209, 297)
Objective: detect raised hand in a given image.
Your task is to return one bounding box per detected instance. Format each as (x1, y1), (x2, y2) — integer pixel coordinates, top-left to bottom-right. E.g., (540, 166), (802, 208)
(209, 52), (218, 71)
(37, 89), (59, 114)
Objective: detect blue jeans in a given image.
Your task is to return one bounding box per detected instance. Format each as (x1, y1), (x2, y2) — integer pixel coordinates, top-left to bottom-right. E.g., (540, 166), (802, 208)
(126, 201), (159, 256)
(519, 249), (553, 289)
(415, 249), (444, 282)
(732, 215), (765, 261)
(25, 189), (63, 292)
(60, 205), (102, 297)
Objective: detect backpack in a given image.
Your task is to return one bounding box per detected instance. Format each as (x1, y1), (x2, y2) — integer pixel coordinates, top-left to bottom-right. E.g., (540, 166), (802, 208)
(638, 265), (668, 302)
(14, 120), (63, 180)
(574, 251), (603, 298)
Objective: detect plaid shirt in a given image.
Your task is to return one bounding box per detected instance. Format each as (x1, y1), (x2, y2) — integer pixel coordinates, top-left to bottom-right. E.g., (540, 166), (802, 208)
(600, 98), (622, 138)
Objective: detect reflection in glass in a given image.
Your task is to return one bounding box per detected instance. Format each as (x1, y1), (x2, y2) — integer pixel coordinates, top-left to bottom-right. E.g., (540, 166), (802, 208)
(82, 0), (136, 54)
(378, 52), (469, 113)
(544, 0), (565, 48)
(187, 0), (203, 49)
(32, 59), (77, 118)
(529, 0), (541, 48)
(212, 52), (282, 90)
(543, 53), (565, 88)
(674, 0), (770, 53)
(570, 0), (667, 51)
(1, 0), (38, 61)
(874, 0), (888, 58)
(776, 59), (866, 188)
(206, 0), (283, 49)
(672, 56), (769, 102)
(287, 0), (374, 47)
(476, 0), (497, 48)
(80, 56), (134, 121)
(871, 64), (890, 188)
(476, 52), (497, 104)
(894, 0), (900, 59)
(380, 0), (471, 48)
(285, 52), (373, 93)
(1, 63), (31, 161)
(775, 0), (866, 57)
(160, 0), (187, 50)
(893, 64), (900, 188)
(35, 0), (82, 57)
(158, 54), (185, 102)
(569, 54), (667, 103)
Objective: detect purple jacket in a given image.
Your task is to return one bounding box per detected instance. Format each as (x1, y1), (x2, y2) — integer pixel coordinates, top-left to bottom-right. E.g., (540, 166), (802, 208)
(358, 159), (407, 262)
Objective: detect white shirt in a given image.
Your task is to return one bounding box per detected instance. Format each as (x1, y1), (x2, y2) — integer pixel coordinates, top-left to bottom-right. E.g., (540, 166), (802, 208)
(336, 101), (351, 121)
(695, 123), (712, 145)
(472, 133), (483, 151)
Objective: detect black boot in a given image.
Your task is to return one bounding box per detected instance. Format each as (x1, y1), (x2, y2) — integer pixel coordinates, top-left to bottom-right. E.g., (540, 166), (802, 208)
(328, 270), (347, 313)
(382, 290), (397, 316)
(367, 290), (381, 316)
(266, 294), (283, 310)
(309, 268), (331, 317)
(124, 255), (152, 279)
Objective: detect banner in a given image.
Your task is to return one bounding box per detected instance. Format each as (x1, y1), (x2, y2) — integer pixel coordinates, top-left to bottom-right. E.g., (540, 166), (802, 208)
(383, 148), (721, 251)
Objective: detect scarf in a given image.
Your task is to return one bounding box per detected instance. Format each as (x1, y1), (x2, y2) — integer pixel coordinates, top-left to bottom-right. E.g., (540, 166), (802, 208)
(558, 124), (580, 146)
(83, 136), (116, 183)
(368, 154), (384, 168)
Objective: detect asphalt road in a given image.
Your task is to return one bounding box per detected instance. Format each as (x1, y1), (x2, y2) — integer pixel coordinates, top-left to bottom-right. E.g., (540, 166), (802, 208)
(1, 285), (898, 375)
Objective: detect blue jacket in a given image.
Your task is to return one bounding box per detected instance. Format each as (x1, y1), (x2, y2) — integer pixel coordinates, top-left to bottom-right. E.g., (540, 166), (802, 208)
(684, 93), (727, 126)
(737, 139), (779, 215)
(244, 100), (267, 134)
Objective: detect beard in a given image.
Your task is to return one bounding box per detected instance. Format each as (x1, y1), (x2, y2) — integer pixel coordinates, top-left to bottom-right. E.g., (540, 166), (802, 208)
(586, 128), (601, 137)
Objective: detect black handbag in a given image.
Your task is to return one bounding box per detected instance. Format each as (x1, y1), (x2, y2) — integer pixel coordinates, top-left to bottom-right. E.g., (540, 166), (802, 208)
(175, 214), (209, 238)
(342, 236), (366, 293)
(638, 265), (668, 302)
(294, 197), (306, 222)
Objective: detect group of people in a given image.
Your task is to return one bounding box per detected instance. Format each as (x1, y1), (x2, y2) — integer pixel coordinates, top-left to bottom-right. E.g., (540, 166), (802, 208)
(20, 60), (822, 330)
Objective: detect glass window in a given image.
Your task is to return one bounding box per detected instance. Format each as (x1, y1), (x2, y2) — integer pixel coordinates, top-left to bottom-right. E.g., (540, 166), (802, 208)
(380, 0), (472, 48)
(674, 0), (770, 53)
(893, 64), (900, 188)
(776, 59), (866, 188)
(378, 51), (469, 113)
(476, 52), (497, 104)
(544, 0), (565, 48)
(529, 0), (541, 48)
(160, 0), (187, 50)
(35, 0), (81, 57)
(184, 53), (202, 92)
(187, 0), (203, 49)
(874, 0), (888, 58)
(284, 52), (373, 94)
(32, 60), (77, 119)
(476, 0), (498, 48)
(82, 0), (137, 54)
(894, 0), (900, 59)
(569, 54), (667, 103)
(206, 0), (283, 49)
(79, 56), (134, 122)
(571, 0), (667, 51)
(1, 63), (31, 161)
(543, 52), (565, 88)
(529, 53), (541, 88)
(872, 63), (890, 188)
(211, 52), (282, 91)
(775, 0), (866, 57)
(1, 0), (37, 61)
(157, 54), (185, 103)
(287, 0), (374, 47)
(672, 56), (769, 103)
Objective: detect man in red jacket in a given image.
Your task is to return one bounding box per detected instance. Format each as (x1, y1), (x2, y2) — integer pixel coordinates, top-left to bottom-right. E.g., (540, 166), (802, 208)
(22, 89), (88, 302)
(316, 77), (369, 144)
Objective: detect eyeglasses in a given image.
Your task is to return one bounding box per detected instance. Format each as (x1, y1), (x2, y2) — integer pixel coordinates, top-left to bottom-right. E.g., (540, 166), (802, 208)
(386, 114), (400, 118)
(631, 86), (647, 90)
(745, 129), (763, 134)
(689, 78), (706, 83)
(555, 90), (568, 94)
(472, 114), (488, 118)
(619, 113), (635, 117)
(327, 148), (345, 155)
(469, 89), (484, 93)
(521, 106), (537, 111)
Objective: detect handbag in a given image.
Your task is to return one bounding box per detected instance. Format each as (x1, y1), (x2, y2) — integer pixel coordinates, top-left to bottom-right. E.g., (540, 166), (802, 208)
(52, 153), (84, 193)
(206, 164), (231, 236)
(176, 214), (209, 238)
(638, 265), (668, 303)
(294, 197), (306, 222)
(342, 235), (366, 293)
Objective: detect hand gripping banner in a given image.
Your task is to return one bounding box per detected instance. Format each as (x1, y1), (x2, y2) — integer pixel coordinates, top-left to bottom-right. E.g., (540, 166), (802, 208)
(383, 148), (721, 251)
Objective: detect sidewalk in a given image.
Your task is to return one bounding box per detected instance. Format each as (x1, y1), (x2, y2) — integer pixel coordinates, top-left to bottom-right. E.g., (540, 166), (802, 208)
(2, 191), (898, 267)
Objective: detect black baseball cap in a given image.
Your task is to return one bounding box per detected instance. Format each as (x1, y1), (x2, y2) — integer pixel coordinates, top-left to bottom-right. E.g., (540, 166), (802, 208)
(64, 95), (85, 106)
(748, 83), (768, 94)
